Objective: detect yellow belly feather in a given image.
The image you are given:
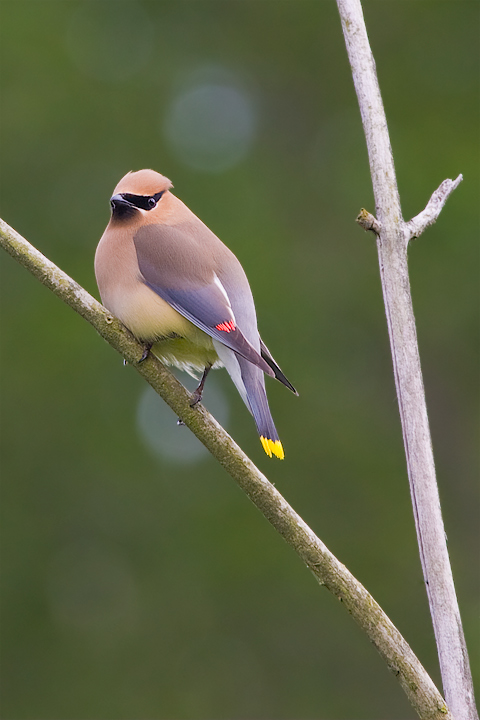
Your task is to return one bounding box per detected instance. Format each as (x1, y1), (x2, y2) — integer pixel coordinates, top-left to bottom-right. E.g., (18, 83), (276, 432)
(108, 280), (220, 377)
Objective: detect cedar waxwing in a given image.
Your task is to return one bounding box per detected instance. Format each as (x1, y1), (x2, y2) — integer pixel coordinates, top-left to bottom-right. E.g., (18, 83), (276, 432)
(95, 169), (297, 458)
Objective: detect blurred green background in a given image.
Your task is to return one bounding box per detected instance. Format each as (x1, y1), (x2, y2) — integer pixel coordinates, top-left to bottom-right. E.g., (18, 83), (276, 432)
(1, 1), (478, 718)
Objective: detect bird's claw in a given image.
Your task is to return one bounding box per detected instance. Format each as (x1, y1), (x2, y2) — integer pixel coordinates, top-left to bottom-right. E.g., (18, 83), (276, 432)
(189, 389), (202, 407)
(138, 343), (153, 363)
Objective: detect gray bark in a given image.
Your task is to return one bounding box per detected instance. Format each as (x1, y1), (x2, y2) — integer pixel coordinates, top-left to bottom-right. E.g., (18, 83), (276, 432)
(336, 1), (477, 718)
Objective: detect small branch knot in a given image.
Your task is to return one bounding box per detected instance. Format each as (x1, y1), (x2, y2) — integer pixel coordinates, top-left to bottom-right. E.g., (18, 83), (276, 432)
(356, 208), (382, 235)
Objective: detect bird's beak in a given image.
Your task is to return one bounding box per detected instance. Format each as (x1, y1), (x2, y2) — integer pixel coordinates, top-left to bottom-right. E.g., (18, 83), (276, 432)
(110, 193), (133, 211)
(110, 193), (137, 219)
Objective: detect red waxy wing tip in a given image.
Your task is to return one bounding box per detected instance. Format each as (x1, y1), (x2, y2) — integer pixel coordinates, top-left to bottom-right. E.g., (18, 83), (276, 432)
(215, 320), (236, 333)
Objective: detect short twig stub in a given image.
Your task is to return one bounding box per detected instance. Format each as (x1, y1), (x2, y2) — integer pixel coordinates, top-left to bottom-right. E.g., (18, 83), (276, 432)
(356, 208), (382, 235)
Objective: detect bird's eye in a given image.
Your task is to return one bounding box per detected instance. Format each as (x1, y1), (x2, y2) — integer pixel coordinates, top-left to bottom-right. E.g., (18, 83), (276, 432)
(120, 191), (164, 211)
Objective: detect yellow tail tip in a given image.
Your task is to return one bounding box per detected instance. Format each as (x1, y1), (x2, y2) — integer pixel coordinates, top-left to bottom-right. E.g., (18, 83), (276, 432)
(260, 436), (284, 460)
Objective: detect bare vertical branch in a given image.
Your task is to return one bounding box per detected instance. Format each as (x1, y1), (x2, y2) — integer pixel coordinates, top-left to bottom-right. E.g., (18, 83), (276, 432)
(336, 1), (477, 718)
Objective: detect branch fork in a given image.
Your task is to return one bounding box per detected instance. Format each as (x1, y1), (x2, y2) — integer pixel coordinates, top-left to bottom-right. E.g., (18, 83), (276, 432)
(404, 175), (463, 245)
(357, 174), (463, 243)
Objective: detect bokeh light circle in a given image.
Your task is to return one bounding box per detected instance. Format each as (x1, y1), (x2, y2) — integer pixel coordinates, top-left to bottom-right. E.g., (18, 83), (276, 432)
(136, 372), (230, 465)
(163, 80), (256, 173)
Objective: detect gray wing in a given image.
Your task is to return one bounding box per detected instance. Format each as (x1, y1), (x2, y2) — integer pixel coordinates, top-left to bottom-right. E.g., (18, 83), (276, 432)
(133, 222), (274, 376)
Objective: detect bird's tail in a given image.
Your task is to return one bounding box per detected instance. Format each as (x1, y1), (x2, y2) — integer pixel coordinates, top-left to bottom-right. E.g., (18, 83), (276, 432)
(238, 357), (284, 459)
(213, 341), (285, 459)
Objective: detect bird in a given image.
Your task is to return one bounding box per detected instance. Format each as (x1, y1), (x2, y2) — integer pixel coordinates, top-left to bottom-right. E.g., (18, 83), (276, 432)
(94, 169), (297, 459)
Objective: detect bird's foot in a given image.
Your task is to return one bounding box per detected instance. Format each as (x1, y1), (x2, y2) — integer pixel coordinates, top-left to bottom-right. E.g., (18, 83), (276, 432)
(190, 388), (203, 407)
(189, 365), (212, 408)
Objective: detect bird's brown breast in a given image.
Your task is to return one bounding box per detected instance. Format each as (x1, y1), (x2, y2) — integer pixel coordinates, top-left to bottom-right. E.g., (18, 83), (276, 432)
(95, 223), (192, 341)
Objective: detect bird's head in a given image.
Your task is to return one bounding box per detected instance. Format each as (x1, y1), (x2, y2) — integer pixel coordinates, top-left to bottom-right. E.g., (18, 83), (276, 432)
(109, 169), (173, 222)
